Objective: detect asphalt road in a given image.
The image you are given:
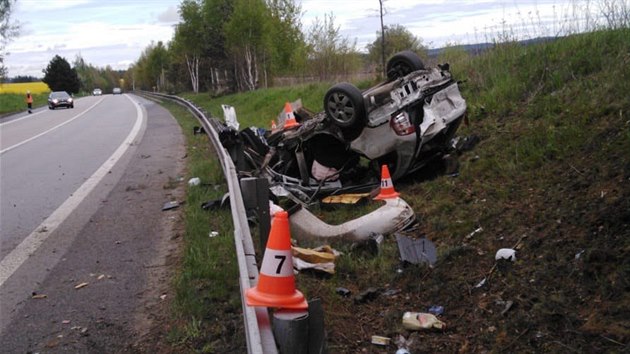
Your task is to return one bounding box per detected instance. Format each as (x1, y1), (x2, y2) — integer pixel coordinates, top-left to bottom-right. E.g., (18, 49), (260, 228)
(0, 94), (185, 352)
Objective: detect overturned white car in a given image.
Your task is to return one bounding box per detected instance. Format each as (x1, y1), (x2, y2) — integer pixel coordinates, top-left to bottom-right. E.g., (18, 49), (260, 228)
(218, 51), (467, 201)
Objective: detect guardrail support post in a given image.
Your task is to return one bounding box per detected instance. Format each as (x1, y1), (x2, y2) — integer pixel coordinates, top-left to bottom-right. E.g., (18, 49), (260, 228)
(272, 298), (327, 354)
(240, 177), (271, 250)
(272, 309), (309, 354)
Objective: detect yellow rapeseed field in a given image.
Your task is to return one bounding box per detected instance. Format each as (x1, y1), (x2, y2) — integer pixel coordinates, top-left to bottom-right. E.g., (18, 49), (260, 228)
(0, 82), (50, 94)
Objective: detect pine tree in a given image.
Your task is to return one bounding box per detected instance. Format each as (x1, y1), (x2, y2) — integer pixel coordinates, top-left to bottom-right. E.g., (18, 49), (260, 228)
(42, 55), (81, 93)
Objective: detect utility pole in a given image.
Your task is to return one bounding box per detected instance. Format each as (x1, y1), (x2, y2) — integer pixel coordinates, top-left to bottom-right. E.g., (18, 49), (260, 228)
(379, 0), (386, 77)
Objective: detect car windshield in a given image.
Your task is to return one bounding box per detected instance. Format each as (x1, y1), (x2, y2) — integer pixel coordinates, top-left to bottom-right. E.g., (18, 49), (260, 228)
(50, 92), (69, 99)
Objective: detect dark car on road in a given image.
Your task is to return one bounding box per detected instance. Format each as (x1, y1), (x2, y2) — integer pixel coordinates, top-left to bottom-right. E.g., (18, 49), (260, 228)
(48, 91), (74, 109)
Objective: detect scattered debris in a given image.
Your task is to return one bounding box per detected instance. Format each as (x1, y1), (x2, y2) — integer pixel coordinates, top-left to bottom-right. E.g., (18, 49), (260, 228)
(97, 274), (105, 280)
(466, 227), (483, 240)
(201, 193), (230, 210)
(474, 278), (487, 289)
(292, 245), (338, 263)
(383, 288), (401, 297)
(292, 245), (340, 274)
(290, 197), (415, 243)
(222, 104), (239, 130)
(188, 177), (201, 186)
(74, 282), (89, 289)
(428, 305), (444, 316)
(62, 320), (71, 324)
(160, 294), (167, 300)
(396, 234), (437, 266)
(193, 126), (206, 135)
(499, 300), (514, 316)
(495, 248), (516, 261)
(402, 312), (446, 330)
(394, 335), (413, 354)
(371, 335), (391, 346)
(451, 134), (480, 152)
(336, 287), (351, 297)
(321, 193), (370, 205)
(209, 231), (219, 238)
(31, 293), (47, 299)
(575, 250), (585, 260)
(354, 287), (379, 304)
(162, 201), (180, 211)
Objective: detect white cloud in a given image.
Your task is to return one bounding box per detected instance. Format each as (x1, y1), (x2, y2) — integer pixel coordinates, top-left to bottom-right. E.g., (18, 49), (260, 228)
(5, 0), (609, 77)
(5, 1), (179, 77)
(156, 6), (181, 23)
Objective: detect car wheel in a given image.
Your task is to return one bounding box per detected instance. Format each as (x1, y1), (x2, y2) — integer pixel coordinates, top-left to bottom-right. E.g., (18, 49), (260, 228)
(324, 82), (366, 129)
(386, 50), (425, 81)
(70, 105), (74, 108)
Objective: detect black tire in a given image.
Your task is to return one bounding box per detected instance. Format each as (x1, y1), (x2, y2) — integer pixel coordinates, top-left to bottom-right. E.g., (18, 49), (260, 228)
(386, 50), (425, 81)
(70, 104), (74, 108)
(323, 82), (366, 129)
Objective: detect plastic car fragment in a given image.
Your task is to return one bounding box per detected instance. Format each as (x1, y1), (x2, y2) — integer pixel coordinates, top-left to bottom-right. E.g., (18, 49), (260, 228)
(289, 197), (415, 243)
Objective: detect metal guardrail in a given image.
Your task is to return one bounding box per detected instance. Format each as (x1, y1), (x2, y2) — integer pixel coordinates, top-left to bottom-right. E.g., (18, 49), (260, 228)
(135, 91), (277, 354)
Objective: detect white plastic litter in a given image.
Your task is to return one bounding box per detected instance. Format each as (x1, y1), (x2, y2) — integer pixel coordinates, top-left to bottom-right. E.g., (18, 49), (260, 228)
(495, 248), (516, 261)
(402, 312), (446, 330)
(221, 104), (239, 130)
(269, 201), (284, 216)
(188, 177), (201, 186)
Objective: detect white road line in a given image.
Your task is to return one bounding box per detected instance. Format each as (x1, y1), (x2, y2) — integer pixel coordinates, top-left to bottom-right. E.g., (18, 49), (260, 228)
(0, 94), (145, 287)
(0, 97), (105, 155)
(0, 109), (47, 125)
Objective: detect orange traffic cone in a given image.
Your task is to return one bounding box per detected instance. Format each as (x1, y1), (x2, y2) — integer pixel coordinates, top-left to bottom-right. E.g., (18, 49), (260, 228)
(374, 165), (400, 200)
(283, 102), (300, 129)
(246, 211), (308, 309)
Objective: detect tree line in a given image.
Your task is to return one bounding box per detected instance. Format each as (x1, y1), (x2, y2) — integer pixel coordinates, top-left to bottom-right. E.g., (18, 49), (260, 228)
(4, 0), (427, 95)
(130, 0), (427, 94)
(37, 54), (125, 95)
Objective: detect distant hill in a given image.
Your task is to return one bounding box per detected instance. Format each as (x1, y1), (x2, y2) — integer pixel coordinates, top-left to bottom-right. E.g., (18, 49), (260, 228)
(428, 36), (558, 57)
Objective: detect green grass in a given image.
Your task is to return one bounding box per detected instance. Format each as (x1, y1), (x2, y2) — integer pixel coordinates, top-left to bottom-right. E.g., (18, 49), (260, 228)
(162, 27), (630, 353)
(0, 93), (48, 115)
(158, 100), (245, 352)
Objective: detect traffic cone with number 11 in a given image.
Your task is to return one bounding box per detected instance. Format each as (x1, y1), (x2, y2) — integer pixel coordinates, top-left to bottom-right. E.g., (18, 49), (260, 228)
(374, 164), (400, 200)
(246, 211), (308, 309)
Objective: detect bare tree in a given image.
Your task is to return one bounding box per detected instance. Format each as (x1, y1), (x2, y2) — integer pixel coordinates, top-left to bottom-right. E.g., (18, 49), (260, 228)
(1, 0), (19, 80)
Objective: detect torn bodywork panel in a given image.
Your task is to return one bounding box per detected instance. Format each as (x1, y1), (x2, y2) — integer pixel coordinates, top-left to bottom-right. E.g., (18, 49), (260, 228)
(289, 197), (416, 243)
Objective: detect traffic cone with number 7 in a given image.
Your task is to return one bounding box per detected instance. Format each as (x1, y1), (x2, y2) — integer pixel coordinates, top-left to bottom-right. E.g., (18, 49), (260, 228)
(246, 211), (308, 309)
(374, 164), (400, 200)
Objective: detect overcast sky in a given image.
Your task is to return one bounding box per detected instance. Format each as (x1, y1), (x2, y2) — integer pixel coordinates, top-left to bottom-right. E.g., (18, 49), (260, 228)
(4, 0), (600, 78)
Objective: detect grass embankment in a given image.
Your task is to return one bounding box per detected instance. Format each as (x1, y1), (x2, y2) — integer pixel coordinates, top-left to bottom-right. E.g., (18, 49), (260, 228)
(158, 101), (245, 352)
(170, 28), (629, 353)
(0, 82), (50, 115)
(0, 93), (49, 115)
